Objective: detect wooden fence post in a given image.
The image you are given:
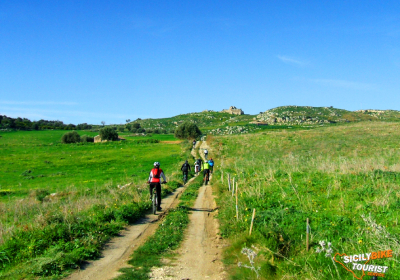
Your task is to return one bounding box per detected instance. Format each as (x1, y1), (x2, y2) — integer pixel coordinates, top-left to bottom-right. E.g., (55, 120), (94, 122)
(235, 182), (239, 221)
(306, 218), (309, 251)
(232, 177), (235, 196)
(228, 173), (231, 191)
(249, 208), (256, 235)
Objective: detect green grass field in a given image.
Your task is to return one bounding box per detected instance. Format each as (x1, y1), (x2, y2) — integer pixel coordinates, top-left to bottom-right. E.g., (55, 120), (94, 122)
(0, 130), (182, 198)
(209, 121), (400, 279)
(0, 130), (191, 279)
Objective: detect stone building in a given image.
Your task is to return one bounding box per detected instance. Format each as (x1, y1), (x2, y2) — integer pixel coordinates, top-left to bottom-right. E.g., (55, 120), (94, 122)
(221, 106), (244, 115)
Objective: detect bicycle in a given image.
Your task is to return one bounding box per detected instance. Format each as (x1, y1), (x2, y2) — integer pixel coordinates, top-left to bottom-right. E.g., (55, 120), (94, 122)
(151, 182), (166, 214)
(204, 170), (210, 185)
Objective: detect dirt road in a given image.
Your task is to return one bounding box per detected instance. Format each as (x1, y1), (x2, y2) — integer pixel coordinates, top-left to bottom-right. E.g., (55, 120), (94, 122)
(65, 141), (225, 280)
(149, 141), (227, 280)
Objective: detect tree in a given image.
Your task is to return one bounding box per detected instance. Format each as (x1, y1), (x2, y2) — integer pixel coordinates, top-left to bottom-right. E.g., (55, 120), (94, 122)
(126, 119), (131, 123)
(99, 127), (119, 141)
(174, 122), (202, 139)
(132, 123), (141, 129)
(61, 131), (81, 143)
(101, 121), (105, 127)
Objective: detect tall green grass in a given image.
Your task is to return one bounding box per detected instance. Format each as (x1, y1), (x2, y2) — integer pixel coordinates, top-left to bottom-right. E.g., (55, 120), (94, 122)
(210, 122), (400, 279)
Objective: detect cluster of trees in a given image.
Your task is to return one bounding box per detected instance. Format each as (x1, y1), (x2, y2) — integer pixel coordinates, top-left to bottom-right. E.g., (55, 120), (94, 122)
(174, 122), (202, 139)
(61, 132), (94, 144)
(0, 115), (93, 131)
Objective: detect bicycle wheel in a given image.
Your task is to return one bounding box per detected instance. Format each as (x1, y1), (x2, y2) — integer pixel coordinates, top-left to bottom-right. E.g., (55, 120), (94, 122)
(152, 191), (157, 214)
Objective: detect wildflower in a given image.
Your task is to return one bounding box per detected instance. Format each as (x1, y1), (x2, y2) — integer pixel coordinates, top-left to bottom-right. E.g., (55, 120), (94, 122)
(358, 239), (363, 244)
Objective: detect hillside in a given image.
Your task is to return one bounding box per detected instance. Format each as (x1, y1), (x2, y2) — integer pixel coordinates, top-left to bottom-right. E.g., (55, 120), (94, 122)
(127, 106), (400, 136)
(254, 105), (400, 126)
(131, 111), (256, 133)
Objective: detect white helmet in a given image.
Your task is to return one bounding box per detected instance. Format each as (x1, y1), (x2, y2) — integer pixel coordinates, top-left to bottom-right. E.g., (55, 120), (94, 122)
(154, 162), (160, 167)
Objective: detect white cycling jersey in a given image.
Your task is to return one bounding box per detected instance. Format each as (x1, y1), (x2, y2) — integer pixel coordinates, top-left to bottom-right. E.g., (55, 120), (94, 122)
(204, 149), (208, 154)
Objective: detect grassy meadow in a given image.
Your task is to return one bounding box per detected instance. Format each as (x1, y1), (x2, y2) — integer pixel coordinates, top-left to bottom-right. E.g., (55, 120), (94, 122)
(0, 130), (191, 279)
(0, 130), (181, 198)
(209, 122), (400, 279)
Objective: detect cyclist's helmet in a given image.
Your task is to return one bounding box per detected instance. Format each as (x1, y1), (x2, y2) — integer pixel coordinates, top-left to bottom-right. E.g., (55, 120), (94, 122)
(154, 162), (160, 168)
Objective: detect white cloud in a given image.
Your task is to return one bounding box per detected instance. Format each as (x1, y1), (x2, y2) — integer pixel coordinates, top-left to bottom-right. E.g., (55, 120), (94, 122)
(309, 78), (378, 91)
(277, 55), (308, 66)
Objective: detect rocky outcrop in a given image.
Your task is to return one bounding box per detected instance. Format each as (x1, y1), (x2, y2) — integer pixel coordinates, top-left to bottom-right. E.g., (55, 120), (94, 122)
(255, 106), (346, 126)
(221, 106), (244, 115)
(94, 135), (102, 143)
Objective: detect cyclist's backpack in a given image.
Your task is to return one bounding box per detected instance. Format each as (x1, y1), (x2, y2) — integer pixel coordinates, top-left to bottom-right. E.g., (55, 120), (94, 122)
(209, 160), (214, 167)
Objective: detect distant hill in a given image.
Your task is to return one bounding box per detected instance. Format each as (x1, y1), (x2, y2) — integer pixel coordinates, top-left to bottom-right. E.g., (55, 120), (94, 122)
(127, 106), (400, 136)
(254, 106), (400, 126)
(131, 111), (256, 133)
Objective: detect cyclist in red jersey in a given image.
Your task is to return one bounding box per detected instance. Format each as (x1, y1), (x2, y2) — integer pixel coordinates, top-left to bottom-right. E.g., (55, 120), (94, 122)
(147, 162), (167, 211)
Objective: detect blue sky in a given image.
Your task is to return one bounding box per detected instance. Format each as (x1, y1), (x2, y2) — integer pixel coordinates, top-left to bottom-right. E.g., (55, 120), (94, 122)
(1, 1), (399, 124)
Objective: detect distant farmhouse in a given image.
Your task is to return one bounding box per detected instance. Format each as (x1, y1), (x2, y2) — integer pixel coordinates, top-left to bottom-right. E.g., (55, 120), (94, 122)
(221, 106), (244, 115)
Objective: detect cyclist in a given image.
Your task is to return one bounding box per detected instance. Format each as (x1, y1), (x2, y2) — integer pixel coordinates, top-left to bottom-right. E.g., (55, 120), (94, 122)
(181, 160), (191, 183)
(194, 160), (200, 175)
(196, 158), (203, 171)
(202, 160), (210, 183)
(147, 162), (167, 211)
(192, 139), (196, 149)
(208, 158), (214, 173)
(204, 149), (208, 160)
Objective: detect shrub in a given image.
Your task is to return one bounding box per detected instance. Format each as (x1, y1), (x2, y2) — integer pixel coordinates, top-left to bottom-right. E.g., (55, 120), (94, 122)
(80, 135), (94, 143)
(118, 127), (125, 132)
(174, 122), (202, 139)
(132, 123), (141, 129)
(153, 129), (160, 134)
(137, 128), (145, 133)
(130, 128), (137, 133)
(61, 131), (80, 144)
(99, 127), (119, 141)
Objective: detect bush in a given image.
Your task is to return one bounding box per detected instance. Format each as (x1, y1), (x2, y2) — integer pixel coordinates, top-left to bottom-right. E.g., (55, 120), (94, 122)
(174, 122), (202, 139)
(80, 135), (94, 143)
(99, 127), (119, 141)
(118, 127), (125, 132)
(137, 128), (145, 133)
(61, 131), (81, 143)
(153, 129), (160, 134)
(130, 128), (137, 133)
